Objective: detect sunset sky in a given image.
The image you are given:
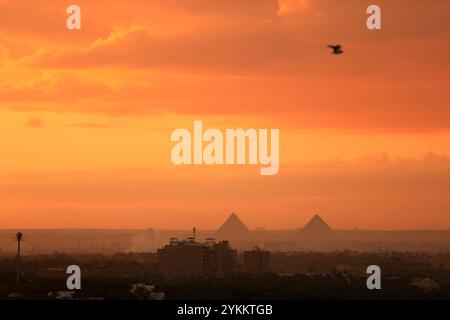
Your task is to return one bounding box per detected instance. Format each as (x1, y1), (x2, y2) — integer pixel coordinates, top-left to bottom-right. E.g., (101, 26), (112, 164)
(0, 0), (449, 230)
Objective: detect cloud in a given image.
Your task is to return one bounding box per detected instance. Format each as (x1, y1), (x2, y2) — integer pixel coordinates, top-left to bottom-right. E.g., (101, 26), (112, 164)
(1, 65), (448, 132)
(25, 116), (45, 128)
(0, 0), (449, 132)
(0, 72), (119, 105)
(1, 153), (450, 229)
(161, 0), (278, 19)
(0, 0), (111, 44)
(30, 27), (310, 74)
(277, 0), (309, 15)
(19, 0), (448, 73)
(28, 24), (450, 78)
(68, 122), (126, 129)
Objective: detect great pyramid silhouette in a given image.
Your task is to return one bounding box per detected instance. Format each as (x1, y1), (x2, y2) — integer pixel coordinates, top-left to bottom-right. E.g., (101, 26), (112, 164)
(299, 214), (335, 239)
(303, 214), (332, 232)
(216, 213), (250, 240)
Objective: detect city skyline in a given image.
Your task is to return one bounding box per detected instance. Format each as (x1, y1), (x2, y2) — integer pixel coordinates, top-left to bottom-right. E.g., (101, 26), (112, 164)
(2, 213), (450, 257)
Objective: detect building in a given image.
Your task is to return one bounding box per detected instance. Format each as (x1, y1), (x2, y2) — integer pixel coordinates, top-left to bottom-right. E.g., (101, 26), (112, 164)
(157, 229), (237, 279)
(243, 247), (271, 274)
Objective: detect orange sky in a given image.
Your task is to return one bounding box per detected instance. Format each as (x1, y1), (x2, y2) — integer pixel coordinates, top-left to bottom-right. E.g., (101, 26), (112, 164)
(0, 0), (449, 230)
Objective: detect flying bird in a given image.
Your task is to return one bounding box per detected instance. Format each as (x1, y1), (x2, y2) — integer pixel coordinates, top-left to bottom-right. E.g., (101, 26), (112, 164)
(328, 45), (343, 55)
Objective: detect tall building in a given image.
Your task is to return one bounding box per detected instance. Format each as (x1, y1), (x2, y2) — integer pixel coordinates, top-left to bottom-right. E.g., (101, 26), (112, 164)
(157, 231), (237, 279)
(243, 247), (271, 274)
(212, 240), (236, 277)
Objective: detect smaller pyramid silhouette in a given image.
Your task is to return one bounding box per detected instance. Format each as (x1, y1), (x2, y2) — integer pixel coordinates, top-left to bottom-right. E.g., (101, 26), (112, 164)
(216, 213), (250, 240)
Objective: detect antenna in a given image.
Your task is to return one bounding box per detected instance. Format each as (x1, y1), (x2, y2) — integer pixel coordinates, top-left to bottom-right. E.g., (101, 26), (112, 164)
(15, 232), (24, 288)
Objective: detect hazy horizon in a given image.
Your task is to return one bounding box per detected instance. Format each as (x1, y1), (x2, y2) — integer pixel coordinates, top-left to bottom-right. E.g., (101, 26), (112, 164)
(2, 212), (450, 231)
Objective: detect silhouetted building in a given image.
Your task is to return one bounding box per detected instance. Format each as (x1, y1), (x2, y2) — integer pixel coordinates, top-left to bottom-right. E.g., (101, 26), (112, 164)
(157, 233), (237, 279)
(244, 247), (271, 274)
(212, 239), (237, 277)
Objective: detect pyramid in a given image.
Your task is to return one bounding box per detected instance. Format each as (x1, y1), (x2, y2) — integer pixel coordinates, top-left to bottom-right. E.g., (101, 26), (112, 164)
(299, 214), (334, 239)
(216, 213), (250, 240)
(303, 214), (332, 232)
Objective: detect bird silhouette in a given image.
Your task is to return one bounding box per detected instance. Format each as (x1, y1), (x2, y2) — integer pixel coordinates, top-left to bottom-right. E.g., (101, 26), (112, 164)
(327, 45), (343, 54)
